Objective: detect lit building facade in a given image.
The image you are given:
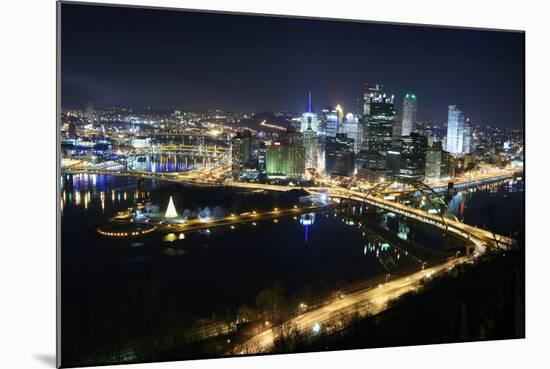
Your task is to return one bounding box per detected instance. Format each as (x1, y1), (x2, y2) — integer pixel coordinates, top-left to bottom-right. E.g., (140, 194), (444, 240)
(399, 132), (427, 181)
(446, 105), (465, 154)
(266, 142), (305, 180)
(300, 93), (319, 133)
(325, 133), (355, 177)
(362, 83), (384, 117)
(425, 142), (443, 181)
(341, 113), (363, 153)
(462, 119), (472, 154)
(321, 107), (339, 138)
(401, 93), (417, 136)
(231, 130), (253, 180)
(367, 94), (397, 154)
(303, 127), (318, 169)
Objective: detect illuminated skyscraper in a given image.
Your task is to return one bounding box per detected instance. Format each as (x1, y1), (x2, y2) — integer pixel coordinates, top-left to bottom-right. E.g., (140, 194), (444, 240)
(300, 92), (319, 133)
(231, 130), (253, 179)
(366, 94), (397, 154)
(425, 142), (443, 181)
(303, 124), (318, 169)
(266, 142), (305, 180)
(341, 113), (363, 153)
(362, 83), (384, 117)
(335, 104), (344, 132)
(399, 133), (427, 181)
(321, 107), (339, 138)
(401, 93), (417, 136)
(462, 118), (472, 154)
(446, 105), (465, 154)
(325, 133), (355, 177)
(266, 129), (305, 180)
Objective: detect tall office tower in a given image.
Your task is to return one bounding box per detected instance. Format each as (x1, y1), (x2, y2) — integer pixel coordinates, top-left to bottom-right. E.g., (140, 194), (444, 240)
(321, 107), (339, 138)
(266, 129), (306, 180)
(441, 150), (455, 179)
(446, 105), (465, 154)
(300, 92), (319, 133)
(399, 132), (427, 181)
(266, 141), (305, 180)
(462, 118), (472, 154)
(362, 83), (384, 117)
(231, 130), (253, 180)
(303, 125), (318, 169)
(355, 149), (387, 182)
(393, 110), (402, 139)
(341, 113), (363, 153)
(367, 94), (397, 154)
(401, 93), (418, 136)
(257, 141), (267, 174)
(386, 148), (402, 178)
(425, 141), (443, 181)
(335, 104), (344, 133)
(325, 133), (355, 177)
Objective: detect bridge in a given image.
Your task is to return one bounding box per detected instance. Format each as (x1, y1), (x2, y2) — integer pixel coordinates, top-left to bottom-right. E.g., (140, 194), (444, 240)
(62, 164), (520, 354)
(62, 166), (517, 252)
(131, 144), (229, 156)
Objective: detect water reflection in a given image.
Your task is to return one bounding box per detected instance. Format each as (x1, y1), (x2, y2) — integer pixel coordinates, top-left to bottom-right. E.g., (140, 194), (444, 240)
(129, 154), (210, 173)
(60, 174), (152, 214)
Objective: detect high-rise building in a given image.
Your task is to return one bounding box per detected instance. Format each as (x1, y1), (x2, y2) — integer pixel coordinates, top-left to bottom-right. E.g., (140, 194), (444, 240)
(335, 104), (344, 133)
(399, 133), (427, 181)
(321, 107), (339, 138)
(446, 105), (465, 154)
(300, 93), (319, 133)
(386, 148), (402, 178)
(425, 142), (443, 181)
(257, 141), (267, 174)
(367, 94), (397, 154)
(362, 83), (384, 117)
(462, 118), (472, 154)
(303, 127), (318, 169)
(341, 113), (363, 153)
(266, 129), (306, 180)
(325, 133), (355, 177)
(231, 130), (253, 180)
(401, 93), (417, 136)
(441, 150), (455, 179)
(266, 141), (305, 180)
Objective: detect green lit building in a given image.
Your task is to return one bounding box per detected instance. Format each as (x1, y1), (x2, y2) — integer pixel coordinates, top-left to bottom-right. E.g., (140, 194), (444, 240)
(266, 141), (305, 180)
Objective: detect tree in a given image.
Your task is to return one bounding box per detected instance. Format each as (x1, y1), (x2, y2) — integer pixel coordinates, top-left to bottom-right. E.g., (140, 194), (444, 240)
(256, 282), (286, 323)
(236, 304), (257, 324)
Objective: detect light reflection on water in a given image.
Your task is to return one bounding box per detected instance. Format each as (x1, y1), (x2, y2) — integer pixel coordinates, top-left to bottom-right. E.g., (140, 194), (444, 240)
(60, 173), (151, 215)
(129, 154), (212, 173)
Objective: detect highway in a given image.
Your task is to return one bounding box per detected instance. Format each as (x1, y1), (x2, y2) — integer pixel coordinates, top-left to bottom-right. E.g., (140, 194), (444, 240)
(233, 256), (467, 354)
(64, 163), (519, 354)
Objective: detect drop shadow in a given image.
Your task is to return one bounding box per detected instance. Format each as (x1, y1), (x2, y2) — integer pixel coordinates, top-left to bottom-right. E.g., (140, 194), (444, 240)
(33, 353), (56, 367)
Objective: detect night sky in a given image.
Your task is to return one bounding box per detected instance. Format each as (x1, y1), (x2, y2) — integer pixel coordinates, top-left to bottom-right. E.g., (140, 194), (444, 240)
(61, 3), (524, 128)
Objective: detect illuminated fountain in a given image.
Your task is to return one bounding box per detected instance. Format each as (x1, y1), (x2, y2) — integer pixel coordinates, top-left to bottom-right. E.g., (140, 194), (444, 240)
(300, 213), (315, 242)
(164, 196), (178, 218)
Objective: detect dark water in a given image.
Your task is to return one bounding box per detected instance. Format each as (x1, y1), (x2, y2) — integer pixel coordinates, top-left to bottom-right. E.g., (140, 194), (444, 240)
(61, 174), (421, 318)
(447, 178), (524, 236)
(60, 174), (524, 361)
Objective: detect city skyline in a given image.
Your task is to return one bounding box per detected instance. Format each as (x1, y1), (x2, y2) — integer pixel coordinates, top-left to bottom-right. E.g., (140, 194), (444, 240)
(58, 3), (525, 367)
(61, 3), (524, 128)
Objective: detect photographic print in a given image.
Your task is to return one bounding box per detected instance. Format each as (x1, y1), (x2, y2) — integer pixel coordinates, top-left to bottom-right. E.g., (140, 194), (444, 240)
(58, 1), (525, 367)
